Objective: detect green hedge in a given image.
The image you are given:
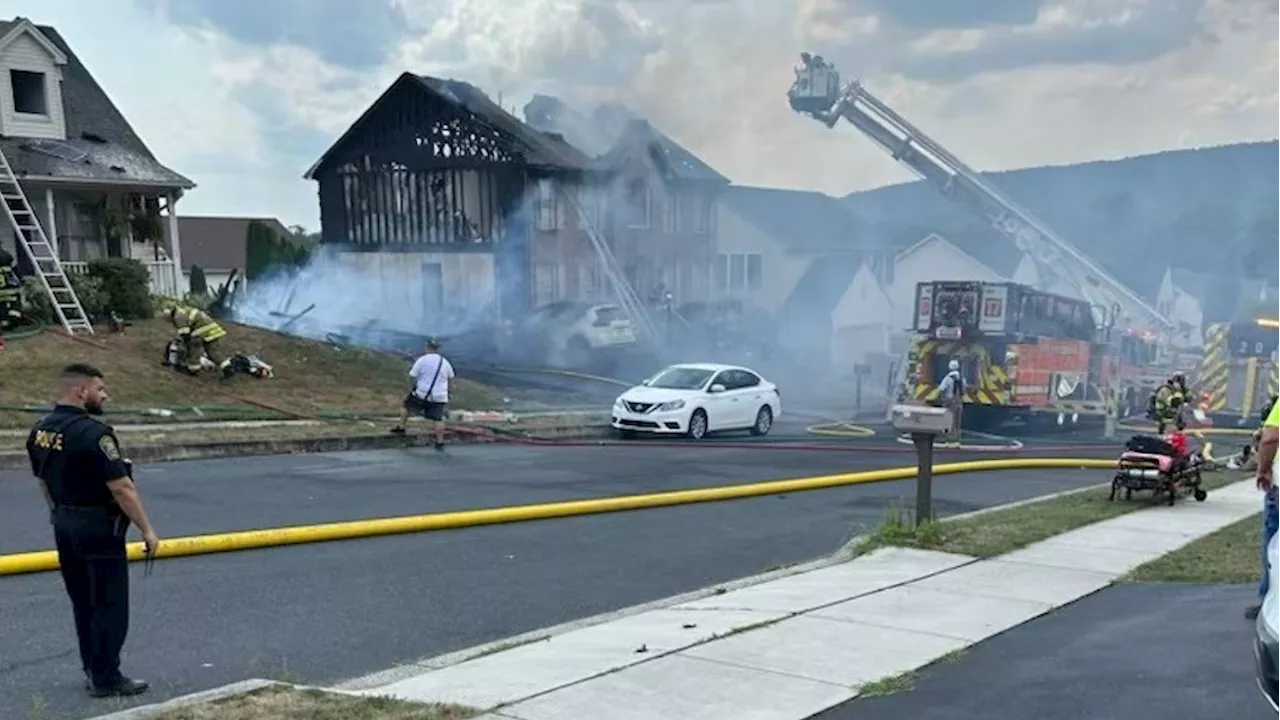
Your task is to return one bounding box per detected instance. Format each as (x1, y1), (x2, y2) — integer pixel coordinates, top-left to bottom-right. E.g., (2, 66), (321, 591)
(86, 258), (153, 319)
(20, 259), (155, 324)
(246, 220), (309, 280)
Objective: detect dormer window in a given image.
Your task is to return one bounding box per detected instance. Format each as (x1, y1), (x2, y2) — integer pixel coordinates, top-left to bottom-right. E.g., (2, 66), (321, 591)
(10, 69), (48, 115)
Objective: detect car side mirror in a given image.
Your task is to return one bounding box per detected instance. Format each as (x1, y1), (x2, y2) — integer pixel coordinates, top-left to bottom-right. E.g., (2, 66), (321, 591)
(641, 377), (653, 386)
(709, 384), (726, 394)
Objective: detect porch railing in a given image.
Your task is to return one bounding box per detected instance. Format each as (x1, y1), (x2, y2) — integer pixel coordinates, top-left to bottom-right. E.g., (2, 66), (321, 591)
(61, 260), (181, 298)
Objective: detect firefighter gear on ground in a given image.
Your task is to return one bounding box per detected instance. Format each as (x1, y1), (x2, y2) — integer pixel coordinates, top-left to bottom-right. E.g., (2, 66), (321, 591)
(0, 247), (22, 331)
(164, 306), (233, 378)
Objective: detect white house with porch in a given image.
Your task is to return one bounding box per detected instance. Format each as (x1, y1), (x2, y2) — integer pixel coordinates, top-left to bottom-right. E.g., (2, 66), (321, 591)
(0, 17), (193, 297)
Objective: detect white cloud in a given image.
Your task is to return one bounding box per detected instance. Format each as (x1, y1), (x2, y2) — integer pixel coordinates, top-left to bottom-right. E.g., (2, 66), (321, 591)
(5, 0), (1276, 232)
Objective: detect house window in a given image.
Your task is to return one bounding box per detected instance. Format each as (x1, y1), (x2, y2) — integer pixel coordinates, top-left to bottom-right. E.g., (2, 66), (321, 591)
(716, 253), (763, 293)
(662, 194), (680, 234)
(691, 193), (711, 235)
(625, 179), (650, 229)
(10, 70), (48, 115)
(535, 179), (560, 231)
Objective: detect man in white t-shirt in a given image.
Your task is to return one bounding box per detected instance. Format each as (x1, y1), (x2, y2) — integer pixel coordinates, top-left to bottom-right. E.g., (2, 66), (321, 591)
(390, 338), (455, 451)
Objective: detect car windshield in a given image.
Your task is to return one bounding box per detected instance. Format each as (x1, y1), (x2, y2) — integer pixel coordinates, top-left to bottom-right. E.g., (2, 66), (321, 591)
(647, 367), (715, 390)
(594, 306), (627, 325)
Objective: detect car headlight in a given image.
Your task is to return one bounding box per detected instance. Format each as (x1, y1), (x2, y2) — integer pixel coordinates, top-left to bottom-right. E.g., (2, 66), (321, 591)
(656, 399), (685, 411)
(614, 396), (625, 409)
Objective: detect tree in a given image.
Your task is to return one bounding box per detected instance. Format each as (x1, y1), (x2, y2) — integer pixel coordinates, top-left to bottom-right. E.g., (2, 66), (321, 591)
(245, 221), (312, 281)
(189, 264), (208, 295)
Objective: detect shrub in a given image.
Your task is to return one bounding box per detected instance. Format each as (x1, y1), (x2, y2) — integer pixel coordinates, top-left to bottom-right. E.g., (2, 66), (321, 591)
(190, 264), (208, 295)
(19, 276), (53, 324)
(182, 291), (211, 310)
(69, 273), (110, 320)
(86, 258), (153, 319)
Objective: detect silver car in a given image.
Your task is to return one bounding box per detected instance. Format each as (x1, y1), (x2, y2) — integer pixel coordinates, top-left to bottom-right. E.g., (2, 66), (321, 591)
(1255, 532), (1278, 711)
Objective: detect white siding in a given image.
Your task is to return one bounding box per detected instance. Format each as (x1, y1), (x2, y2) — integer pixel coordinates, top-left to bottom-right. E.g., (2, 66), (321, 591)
(831, 262), (894, 366)
(334, 250), (495, 332)
(714, 200), (808, 312)
(0, 30), (65, 140)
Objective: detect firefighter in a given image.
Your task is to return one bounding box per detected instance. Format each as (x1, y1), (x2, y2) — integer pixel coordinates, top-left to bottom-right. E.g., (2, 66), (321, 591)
(936, 359), (965, 446)
(0, 246), (22, 331)
(162, 305), (234, 379)
(1150, 371), (1188, 434)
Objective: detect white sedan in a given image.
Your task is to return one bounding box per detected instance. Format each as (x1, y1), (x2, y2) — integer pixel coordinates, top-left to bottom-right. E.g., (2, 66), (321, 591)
(611, 363), (782, 440)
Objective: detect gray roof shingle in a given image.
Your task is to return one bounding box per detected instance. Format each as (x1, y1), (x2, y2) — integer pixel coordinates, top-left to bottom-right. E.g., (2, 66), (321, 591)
(721, 186), (879, 253)
(178, 216), (292, 272)
(0, 19), (193, 188)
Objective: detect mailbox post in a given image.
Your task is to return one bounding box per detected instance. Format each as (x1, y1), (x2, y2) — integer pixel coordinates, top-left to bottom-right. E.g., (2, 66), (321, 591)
(889, 404), (954, 526)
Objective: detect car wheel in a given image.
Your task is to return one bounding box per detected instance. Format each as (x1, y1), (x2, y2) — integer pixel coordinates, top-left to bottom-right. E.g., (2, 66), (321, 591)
(687, 409), (708, 440)
(750, 406), (773, 436)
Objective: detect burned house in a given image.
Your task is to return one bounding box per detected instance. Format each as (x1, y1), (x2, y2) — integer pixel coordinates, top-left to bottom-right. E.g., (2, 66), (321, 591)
(304, 73), (604, 329)
(524, 96), (729, 307)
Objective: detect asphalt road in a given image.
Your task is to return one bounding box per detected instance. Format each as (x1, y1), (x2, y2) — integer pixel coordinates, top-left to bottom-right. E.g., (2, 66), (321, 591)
(815, 583), (1274, 720)
(0, 422), (1116, 554)
(0, 440), (1108, 720)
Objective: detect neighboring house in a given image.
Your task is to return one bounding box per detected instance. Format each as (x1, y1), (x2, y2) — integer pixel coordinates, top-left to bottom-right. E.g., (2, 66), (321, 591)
(176, 216), (293, 293)
(787, 255), (895, 372)
(305, 73), (596, 332)
(716, 186), (893, 313)
(887, 232), (1022, 337)
(523, 96), (729, 306)
(716, 185), (896, 370)
(0, 16), (194, 296)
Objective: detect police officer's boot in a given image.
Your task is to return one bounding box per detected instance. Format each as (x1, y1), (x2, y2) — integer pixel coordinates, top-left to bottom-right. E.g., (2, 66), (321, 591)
(89, 676), (149, 698)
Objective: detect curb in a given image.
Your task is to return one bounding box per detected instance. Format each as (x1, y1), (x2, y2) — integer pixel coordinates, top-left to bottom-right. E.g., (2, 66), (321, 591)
(0, 424), (614, 470)
(81, 679), (281, 720)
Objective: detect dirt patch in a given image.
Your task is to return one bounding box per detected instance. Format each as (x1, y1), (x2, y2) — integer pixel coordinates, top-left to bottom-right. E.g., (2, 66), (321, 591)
(148, 685), (478, 720)
(0, 319), (503, 427)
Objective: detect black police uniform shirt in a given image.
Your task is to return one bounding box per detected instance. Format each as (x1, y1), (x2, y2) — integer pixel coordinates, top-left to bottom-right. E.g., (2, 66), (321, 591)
(27, 405), (130, 508)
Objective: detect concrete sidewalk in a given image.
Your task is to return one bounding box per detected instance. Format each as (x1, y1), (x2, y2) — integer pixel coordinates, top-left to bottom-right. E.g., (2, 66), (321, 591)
(353, 479), (1263, 720)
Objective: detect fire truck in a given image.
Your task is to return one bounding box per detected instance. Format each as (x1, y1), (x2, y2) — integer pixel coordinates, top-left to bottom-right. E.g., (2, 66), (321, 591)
(902, 280), (1111, 429)
(786, 54), (1182, 419)
(1196, 318), (1279, 426)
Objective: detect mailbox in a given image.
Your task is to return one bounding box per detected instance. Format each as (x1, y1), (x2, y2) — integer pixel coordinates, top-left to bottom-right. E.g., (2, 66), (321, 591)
(889, 404), (953, 435)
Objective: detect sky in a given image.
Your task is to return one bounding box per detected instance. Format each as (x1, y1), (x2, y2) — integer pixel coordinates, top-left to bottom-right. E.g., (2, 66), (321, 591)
(8, 0), (1277, 231)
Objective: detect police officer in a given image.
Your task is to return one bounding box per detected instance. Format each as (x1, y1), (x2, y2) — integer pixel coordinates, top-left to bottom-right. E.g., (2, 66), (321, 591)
(26, 364), (160, 698)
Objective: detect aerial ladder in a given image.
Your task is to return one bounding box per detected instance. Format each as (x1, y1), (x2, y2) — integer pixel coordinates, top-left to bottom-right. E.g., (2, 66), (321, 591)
(786, 54), (1175, 422)
(786, 53), (1173, 340)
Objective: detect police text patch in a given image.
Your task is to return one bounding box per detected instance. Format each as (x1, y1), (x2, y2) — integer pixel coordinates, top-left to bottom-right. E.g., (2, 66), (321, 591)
(98, 435), (121, 461)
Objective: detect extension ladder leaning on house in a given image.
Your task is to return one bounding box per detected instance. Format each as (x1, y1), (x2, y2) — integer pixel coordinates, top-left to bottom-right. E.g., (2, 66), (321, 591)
(0, 147), (93, 335)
